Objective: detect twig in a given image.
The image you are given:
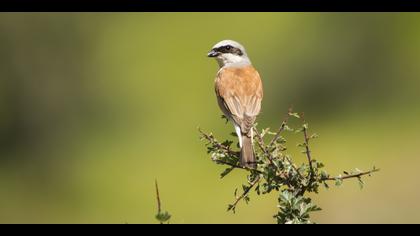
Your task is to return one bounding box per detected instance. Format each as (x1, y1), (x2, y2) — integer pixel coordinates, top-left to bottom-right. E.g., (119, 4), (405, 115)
(322, 168), (380, 181)
(215, 159), (263, 174)
(254, 127), (302, 185)
(268, 116), (290, 148)
(155, 179), (162, 217)
(302, 122), (314, 178)
(252, 127), (267, 153)
(215, 153), (292, 182)
(284, 155), (304, 179)
(296, 113), (316, 196)
(228, 177), (261, 212)
(199, 128), (239, 157)
(199, 128), (263, 173)
(253, 127), (275, 165)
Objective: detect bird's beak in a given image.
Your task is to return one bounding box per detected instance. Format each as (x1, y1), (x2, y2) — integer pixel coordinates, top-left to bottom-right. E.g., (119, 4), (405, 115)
(207, 49), (219, 57)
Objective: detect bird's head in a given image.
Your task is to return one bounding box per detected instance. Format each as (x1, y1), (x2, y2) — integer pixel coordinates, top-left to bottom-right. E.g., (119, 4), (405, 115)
(207, 40), (251, 68)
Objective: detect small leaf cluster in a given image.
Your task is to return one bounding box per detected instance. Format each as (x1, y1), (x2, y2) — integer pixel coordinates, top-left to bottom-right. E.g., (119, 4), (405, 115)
(155, 211), (171, 224)
(274, 190), (321, 224)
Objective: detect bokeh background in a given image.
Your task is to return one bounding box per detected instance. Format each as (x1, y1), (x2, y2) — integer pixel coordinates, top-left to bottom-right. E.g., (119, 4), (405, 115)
(0, 13), (419, 224)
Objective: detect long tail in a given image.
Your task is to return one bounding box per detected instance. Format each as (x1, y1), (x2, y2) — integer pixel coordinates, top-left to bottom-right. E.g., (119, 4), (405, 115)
(240, 134), (256, 168)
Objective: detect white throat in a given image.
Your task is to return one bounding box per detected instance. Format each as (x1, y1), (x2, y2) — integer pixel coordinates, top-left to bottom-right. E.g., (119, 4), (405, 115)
(216, 53), (251, 68)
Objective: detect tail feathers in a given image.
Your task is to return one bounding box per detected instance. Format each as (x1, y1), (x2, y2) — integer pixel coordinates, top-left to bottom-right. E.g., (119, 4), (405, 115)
(240, 135), (256, 168)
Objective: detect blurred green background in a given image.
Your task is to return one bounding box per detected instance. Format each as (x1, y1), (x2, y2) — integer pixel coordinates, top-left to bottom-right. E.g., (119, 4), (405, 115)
(0, 13), (419, 224)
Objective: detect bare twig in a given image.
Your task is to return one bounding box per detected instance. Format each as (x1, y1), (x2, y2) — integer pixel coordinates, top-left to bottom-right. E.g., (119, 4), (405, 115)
(322, 168), (380, 181)
(294, 113), (316, 196)
(266, 106), (293, 147)
(155, 179), (162, 224)
(302, 121), (314, 178)
(268, 116), (290, 148)
(228, 177), (261, 212)
(155, 180), (161, 214)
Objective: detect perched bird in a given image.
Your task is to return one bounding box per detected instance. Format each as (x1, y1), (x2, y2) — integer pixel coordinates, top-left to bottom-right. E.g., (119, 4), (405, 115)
(207, 40), (263, 168)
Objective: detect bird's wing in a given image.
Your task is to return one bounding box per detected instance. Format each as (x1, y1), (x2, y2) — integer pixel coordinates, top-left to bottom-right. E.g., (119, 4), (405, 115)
(215, 65), (263, 135)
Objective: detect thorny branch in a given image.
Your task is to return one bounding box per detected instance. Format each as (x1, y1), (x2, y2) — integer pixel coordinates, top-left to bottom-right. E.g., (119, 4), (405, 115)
(199, 108), (379, 223)
(253, 127), (275, 165)
(200, 118), (378, 184)
(267, 113), (290, 148)
(228, 177), (261, 213)
(198, 128), (238, 157)
(301, 116), (314, 179)
(155, 180), (161, 214)
(323, 168), (380, 181)
(253, 109), (291, 167)
(198, 128), (264, 174)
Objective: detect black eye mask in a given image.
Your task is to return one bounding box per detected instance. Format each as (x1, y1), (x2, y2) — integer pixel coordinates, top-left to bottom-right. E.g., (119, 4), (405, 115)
(216, 45), (243, 56)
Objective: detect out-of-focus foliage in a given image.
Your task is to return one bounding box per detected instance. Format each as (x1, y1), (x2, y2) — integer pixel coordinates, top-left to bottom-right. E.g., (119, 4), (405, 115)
(0, 13), (419, 223)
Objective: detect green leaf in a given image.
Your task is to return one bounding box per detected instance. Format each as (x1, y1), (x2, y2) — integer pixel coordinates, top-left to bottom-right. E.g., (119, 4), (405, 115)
(316, 162), (325, 168)
(221, 140), (233, 147)
(221, 115), (229, 124)
(276, 136), (287, 144)
(261, 128), (271, 137)
(295, 127), (305, 133)
(284, 125), (294, 132)
(242, 184), (249, 192)
(335, 176), (343, 187)
(296, 143), (307, 147)
(288, 112), (300, 118)
(255, 184), (261, 195)
(227, 204), (235, 213)
(220, 167), (234, 178)
(244, 195), (250, 204)
(358, 177), (364, 189)
(310, 133), (319, 139)
(320, 170), (329, 179)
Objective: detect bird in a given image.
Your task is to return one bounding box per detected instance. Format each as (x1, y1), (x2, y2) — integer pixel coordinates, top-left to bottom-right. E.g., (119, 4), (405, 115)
(207, 40), (263, 168)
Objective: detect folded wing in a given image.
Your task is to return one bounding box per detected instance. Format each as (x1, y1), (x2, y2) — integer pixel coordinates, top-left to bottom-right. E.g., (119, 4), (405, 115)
(215, 65), (263, 135)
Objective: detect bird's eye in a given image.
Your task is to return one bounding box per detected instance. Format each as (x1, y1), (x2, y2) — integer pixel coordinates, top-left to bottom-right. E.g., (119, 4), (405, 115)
(225, 45), (232, 50)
